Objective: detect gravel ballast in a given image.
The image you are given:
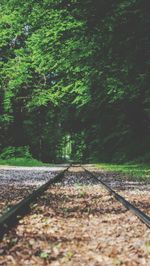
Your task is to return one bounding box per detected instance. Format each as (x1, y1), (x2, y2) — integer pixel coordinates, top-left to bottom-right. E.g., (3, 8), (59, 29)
(0, 165), (150, 266)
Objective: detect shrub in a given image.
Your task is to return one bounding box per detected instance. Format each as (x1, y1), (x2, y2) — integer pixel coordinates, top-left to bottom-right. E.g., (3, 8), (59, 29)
(0, 146), (32, 159)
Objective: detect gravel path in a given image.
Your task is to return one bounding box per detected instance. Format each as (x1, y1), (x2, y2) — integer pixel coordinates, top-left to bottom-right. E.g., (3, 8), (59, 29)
(0, 165), (67, 186)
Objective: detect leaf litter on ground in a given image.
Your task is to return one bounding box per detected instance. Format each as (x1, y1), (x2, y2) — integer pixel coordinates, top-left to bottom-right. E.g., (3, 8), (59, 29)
(0, 166), (150, 265)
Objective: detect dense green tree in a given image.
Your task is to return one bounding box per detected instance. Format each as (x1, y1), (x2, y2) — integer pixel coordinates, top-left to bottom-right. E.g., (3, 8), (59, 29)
(0, 0), (149, 162)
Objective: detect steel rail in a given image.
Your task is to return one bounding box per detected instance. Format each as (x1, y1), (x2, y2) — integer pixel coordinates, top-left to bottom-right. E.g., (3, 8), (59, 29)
(82, 166), (150, 228)
(0, 166), (70, 239)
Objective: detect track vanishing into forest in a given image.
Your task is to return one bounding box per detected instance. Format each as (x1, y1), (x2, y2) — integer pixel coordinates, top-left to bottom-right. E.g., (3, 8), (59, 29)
(0, 164), (150, 239)
(0, 165), (150, 265)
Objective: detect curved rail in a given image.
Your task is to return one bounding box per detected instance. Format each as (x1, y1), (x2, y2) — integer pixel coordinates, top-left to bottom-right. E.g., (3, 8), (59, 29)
(0, 166), (70, 239)
(82, 166), (150, 228)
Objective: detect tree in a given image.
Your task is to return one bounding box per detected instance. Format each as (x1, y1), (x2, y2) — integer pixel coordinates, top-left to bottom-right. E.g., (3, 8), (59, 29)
(0, 0), (149, 162)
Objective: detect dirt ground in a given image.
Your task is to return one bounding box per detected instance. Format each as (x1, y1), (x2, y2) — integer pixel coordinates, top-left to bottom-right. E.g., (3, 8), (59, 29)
(0, 166), (150, 265)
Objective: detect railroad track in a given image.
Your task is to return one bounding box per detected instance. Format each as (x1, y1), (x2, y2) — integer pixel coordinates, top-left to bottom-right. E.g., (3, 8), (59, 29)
(81, 166), (150, 228)
(0, 164), (149, 240)
(0, 166), (70, 239)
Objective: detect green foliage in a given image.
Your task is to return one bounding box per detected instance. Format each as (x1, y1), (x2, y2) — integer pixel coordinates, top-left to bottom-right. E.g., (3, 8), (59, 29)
(0, 0), (149, 163)
(106, 77), (125, 103)
(96, 163), (150, 181)
(0, 157), (51, 167)
(0, 146), (32, 159)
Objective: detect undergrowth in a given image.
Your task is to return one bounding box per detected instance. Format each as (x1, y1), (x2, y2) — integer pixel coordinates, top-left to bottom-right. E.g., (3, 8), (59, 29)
(0, 157), (52, 167)
(96, 163), (150, 181)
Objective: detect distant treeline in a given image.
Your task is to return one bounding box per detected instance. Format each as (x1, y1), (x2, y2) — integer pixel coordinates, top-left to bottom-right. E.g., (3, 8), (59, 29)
(0, 0), (150, 162)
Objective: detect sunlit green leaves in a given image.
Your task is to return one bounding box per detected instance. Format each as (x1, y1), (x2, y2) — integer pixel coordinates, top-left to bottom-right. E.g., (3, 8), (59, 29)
(0, 0), (149, 162)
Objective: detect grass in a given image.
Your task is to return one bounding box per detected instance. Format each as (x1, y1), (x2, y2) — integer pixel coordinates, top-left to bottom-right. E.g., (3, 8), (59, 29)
(0, 157), (52, 167)
(1, 158), (149, 181)
(95, 163), (150, 181)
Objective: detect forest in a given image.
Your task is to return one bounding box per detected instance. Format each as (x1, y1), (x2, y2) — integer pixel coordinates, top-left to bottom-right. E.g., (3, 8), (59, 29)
(0, 0), (150, 163)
